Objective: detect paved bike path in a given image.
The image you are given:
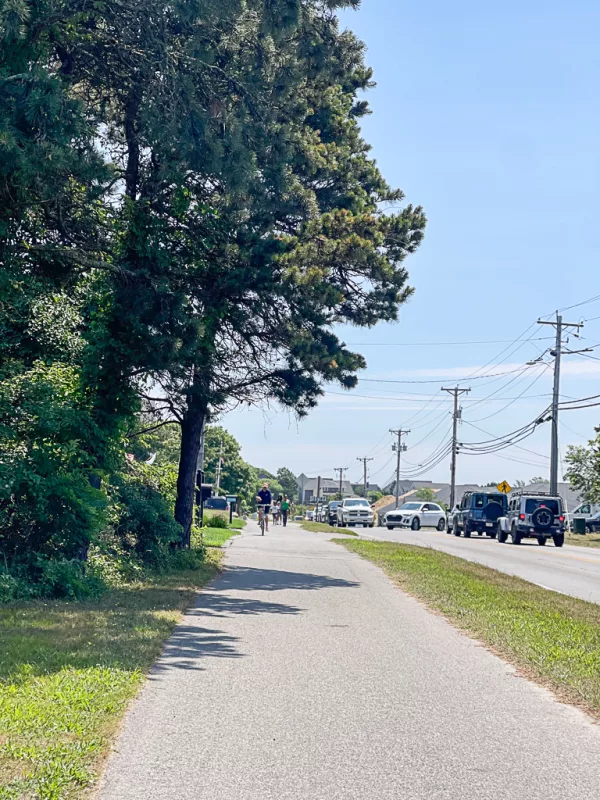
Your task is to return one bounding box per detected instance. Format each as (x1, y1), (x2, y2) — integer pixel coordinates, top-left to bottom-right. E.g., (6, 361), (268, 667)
(99, 522), (600, 799)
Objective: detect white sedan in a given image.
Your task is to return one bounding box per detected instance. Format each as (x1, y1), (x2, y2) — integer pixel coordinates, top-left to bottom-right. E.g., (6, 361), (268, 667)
(384, 502), (447, 531)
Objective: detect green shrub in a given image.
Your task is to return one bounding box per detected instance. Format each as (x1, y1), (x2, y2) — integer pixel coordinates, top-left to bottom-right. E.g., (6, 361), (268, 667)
(109, 464), (183, 567)
(37, 557), (106, 600)
(0, 571), (27, 603)
(0, 363), (107, 562)
(204, 514), (228, 529)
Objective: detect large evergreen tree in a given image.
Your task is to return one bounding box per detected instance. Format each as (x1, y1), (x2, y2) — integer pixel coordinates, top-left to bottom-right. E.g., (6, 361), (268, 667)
(2, 0), (425, 550)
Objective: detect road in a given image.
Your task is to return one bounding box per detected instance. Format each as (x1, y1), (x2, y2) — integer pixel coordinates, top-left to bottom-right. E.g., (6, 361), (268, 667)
(366, 524), (600, 604)
(100, 522), (600, 800)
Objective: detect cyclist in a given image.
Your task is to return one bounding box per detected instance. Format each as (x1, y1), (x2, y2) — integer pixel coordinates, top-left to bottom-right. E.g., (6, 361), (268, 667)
(256, 482), (272, 532)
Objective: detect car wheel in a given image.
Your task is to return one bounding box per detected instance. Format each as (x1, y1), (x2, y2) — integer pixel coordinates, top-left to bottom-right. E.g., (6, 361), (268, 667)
(387, 525), (393, 530)
(553, 533), (565, 548)
(497, 528), (508, 543)
(436, 518), (446, 531)
(487, 529), (497, 539)
(464, 522), (471, 538)
(411, 517), (420, 531)
(453, 518), (461, 537)
(477, 530), (483, 536)
(511, 525), (522, 545)
(537, 536), (547, 546)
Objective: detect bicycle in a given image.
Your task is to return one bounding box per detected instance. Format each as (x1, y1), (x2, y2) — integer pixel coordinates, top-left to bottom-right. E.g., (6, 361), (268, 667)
(257, 504), (269, 535)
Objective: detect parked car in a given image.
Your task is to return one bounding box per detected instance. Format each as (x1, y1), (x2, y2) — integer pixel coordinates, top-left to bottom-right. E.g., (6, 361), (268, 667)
(451, 491), (507, 538)
(305, 508), (315, 521)
(497, 491), (565, 546)
(583, 512), (600, 533)
(571, 502), (600, 520)
(446, 506), (459, 534)
(384, 502), (447, 531)
(326, 500), (341, 526)
(336, 497), (375, 528)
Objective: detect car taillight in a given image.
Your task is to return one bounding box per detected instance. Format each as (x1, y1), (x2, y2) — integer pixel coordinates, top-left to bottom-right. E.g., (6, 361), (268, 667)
(559, 515), (564, 522)
(519, 513), (525, 520)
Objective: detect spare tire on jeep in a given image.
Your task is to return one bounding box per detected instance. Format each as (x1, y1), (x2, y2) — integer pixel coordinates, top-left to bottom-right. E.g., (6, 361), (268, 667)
(532, 506), (554, 531)
(482, 501), (503, 522)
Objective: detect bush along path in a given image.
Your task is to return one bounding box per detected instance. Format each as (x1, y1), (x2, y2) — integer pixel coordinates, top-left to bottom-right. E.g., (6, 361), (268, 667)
(338, 540), (600, 717)
(0, 530), (239, 799)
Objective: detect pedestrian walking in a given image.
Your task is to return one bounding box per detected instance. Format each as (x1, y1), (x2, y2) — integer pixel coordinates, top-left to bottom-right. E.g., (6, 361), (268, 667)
(281, 496), (292, 527)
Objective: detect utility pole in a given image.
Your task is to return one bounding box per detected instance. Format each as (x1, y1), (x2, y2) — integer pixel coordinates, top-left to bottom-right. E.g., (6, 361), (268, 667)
(316, 475), (321, 502)
(357, 457), (374, 499)
(334, 467), (348, 500)
(537, 314), (586, 495)
(390, 430), (410, 508)
(215, 436), (224, 492)
(441, 387), (471, 510)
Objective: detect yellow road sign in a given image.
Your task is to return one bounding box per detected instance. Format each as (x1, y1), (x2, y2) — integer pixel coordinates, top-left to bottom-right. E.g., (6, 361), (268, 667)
(497, 481), (512, 494)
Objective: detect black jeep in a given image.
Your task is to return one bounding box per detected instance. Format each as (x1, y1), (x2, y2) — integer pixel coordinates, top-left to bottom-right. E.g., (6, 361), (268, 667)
(452, 491), (507, 538)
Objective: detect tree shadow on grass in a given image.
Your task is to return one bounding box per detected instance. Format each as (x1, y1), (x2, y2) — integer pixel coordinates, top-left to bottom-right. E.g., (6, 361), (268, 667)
(0, 565), (359, 681)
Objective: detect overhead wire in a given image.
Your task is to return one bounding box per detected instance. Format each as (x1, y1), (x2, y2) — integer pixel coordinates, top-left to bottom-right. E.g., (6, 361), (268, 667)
(467, 364), (552, 423)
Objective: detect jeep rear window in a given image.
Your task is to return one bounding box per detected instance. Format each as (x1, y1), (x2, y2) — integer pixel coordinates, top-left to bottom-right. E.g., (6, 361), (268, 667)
(525, 499), (560, 515)
(484, 494), (505, 505)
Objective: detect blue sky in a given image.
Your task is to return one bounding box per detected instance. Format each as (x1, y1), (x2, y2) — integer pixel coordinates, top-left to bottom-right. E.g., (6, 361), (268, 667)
(223, 0), (600, 488)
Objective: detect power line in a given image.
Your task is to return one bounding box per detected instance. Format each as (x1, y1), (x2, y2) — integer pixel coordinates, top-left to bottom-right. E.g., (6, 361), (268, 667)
(467, 364), (551, 423)
(359, 364), (537, 386)
(344, 337), (554, 347)
(558, 293), (600, 313)
(462, 420), (550, 460)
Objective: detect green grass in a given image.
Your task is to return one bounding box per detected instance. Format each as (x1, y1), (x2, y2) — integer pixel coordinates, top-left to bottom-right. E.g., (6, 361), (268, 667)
(229, 518), (247, 530)
(301, 521), (358, 536)
(567, 532), (600, 548)
(200, 526), (241, 548)
(0, 552), (222, 799)
(337, 539), (600, 716)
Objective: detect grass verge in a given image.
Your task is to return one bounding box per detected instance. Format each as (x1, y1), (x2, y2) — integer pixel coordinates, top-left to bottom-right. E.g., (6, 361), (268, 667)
(229, 518), (247, 530)
(0, 551), (221, 799)
(200, 526), (241, 548)
(301, 521), (358, 536)
(337, 539), (600, 716)
(566, 532), (600, 549)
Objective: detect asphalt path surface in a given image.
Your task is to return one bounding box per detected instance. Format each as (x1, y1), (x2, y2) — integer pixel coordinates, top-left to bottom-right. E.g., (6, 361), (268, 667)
(366, 524), (600, 604)
(100, 522), (600, 800)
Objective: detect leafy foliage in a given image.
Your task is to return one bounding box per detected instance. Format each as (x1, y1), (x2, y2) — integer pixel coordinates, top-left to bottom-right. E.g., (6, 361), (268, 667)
(565, 432), (600, 503)
(276, 467), (297, 499)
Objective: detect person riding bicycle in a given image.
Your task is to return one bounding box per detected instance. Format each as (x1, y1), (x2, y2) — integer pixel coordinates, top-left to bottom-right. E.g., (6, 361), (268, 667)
(256, 483), (272, 531)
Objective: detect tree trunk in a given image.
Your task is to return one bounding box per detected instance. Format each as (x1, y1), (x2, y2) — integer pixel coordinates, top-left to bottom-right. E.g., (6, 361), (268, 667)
(174, 399), (205, 548)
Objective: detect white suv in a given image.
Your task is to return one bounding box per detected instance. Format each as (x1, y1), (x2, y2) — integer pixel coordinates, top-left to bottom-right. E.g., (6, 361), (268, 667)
(336, 498), (374, 528)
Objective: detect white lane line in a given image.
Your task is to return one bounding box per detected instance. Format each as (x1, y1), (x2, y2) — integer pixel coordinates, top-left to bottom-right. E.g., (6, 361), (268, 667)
(533, 582), (568, 596)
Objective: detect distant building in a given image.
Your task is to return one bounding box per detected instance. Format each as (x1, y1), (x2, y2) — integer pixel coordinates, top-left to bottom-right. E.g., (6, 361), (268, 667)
(296, 474), (355, 504)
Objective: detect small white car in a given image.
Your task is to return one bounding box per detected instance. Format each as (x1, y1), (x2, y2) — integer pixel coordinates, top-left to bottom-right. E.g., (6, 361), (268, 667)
(384, 502), (447, 531)
(336, 497), (375, 528)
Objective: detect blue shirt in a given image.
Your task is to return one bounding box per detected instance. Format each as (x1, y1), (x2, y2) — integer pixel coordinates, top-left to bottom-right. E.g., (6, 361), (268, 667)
(257, 489), (272, 505)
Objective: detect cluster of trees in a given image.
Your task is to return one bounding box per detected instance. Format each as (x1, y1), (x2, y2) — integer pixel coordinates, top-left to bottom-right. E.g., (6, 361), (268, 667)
(0, 0), (424, 594)
(565, 433), (600, 502)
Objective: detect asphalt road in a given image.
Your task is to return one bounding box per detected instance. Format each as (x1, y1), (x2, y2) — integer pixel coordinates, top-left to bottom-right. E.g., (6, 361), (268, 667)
(99, 522), (600, 799)
(366, 524), (600, 604)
